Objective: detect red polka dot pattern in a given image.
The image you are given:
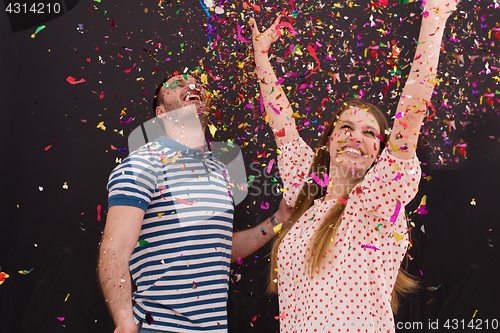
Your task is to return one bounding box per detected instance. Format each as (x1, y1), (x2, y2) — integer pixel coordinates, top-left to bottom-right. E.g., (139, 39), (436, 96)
(276, 137), (421, 333)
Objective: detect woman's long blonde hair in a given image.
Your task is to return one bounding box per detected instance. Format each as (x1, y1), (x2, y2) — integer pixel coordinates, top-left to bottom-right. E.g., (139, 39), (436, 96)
(268, 99), (420, 314)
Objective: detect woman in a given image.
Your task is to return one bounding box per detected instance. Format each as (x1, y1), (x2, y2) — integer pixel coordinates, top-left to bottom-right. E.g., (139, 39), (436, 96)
(249, 0), (457, 332)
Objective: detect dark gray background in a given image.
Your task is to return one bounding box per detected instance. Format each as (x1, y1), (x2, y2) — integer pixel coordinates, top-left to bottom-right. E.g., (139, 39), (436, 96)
(1, 0), (499, 332)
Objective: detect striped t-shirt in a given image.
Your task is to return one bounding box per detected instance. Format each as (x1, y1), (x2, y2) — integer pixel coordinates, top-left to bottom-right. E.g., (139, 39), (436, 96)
(107, 136), (234, 332)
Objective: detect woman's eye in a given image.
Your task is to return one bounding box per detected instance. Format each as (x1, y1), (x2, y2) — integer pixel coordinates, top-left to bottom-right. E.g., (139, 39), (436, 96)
(365, 131), (375, 136)
(341, 125), (352, 130)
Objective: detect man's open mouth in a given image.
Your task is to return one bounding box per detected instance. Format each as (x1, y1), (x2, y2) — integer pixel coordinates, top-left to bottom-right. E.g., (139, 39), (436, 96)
(184, 90), (203, 102)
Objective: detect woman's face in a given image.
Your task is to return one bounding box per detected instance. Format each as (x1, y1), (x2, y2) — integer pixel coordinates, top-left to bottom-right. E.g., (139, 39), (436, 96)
(328, 107), (382, 177)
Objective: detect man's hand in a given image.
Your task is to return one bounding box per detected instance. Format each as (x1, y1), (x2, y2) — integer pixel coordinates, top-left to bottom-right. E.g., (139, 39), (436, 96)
(275, 197), (293, 228)
(98, 205), (144, 333)
(114, 320), (137, 333)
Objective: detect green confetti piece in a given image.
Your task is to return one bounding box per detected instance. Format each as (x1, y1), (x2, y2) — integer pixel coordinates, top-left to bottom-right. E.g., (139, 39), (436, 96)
(19, 268), (33, 275)
(31, 25), (46, 37)
(427, 285), (442, 291)
(139, 239), (149, 246)
(227, 140), (233, 147)
(271, 178), (278, 183)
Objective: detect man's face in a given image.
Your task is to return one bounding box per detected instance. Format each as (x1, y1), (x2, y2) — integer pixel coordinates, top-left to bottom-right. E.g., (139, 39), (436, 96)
(156, 74), (210, 125)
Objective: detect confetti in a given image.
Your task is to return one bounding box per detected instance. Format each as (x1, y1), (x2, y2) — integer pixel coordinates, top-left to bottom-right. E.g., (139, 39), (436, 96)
(175, 197), (197, 206)
(361, 245), (380, 251)
(31, 25), (46, 38)
(18, 269), (33, 275)
(389, 200), (402, 223)
(0, 272), (9, 285)
(66, 76), (86, 84)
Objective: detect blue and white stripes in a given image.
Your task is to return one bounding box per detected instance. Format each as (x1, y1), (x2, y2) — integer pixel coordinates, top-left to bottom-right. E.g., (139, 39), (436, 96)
(107, 136), (234, 332)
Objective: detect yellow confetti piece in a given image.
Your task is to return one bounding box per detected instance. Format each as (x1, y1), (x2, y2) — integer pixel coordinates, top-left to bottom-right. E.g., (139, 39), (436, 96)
(157, 213), (165, 218)
(200, 73), (208, 85)
(162, 155), (180, 165)
(97, 121), (106, 130)
(208, 123), (217, 137)
(388, 141), (406, 153)
(273, 223), (283, 234)
(393, 232), (404, 242)
(65, 294), (70, 302)
(473, 310), (478, 318)
(391, 163), (401, 171)
(419, 195), (427, 206)
(291, 112), (301, 118)
(186, 261), (190, 267)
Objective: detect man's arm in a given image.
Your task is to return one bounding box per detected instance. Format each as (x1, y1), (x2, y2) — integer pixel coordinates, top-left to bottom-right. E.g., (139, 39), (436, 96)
(98, 205), (144, 333)
(231, 198), (292, 263)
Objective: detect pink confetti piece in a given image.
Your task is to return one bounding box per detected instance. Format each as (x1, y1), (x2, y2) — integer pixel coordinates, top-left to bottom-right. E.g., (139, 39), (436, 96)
(119, 117), (135, 124)
(261, 202), (269, 209)
(266, 159), (275, 174)
(57, 317), (65, 321)
(236, 257), (243, 265)
(416, 205), (428, 215)
(66, 76), (85, 84)
(97, 205), (101, 221)
(235, 24), (250, 43)
(274, 311), (286, 320)
(391, 172), (402, 181)
(337, 198), (348, 205)
(268, 102), (281, 115)
(124, 63), (136, 73)
(389, 200), (402, 223)
(361, 245), (380, 251)
(310, 173), (329, 187)
(176, 197), (197, 206)
(276, 22), (297, 35)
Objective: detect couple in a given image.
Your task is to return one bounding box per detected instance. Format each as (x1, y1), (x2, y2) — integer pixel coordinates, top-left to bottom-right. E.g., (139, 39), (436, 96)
(98, 0), (458, 332)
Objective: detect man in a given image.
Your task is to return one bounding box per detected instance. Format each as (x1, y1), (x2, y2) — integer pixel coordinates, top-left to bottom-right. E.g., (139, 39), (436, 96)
(98, 73), (292, 333)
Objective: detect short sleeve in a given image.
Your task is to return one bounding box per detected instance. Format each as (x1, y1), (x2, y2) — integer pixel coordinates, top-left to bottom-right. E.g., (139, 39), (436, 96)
(277, 137), (315, 207)
(107, 152), (158, 212)
(355, 147), (421, 225)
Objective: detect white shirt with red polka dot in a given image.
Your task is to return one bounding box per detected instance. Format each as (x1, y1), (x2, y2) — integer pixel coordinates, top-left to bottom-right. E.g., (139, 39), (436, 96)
(276, 137), (421, 333)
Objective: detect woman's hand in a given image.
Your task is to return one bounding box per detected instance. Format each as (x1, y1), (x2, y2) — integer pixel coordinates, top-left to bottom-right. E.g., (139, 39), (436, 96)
(249, 15), (282, 56)
(423, 0), (459, 22)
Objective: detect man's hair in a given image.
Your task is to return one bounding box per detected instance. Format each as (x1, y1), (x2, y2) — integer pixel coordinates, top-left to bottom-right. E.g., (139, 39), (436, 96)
(152, 77), (170, 116)
(151, 69), (196, 116)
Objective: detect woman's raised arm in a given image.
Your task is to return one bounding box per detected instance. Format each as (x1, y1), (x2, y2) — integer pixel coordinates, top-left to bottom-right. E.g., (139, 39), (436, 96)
(388, 0), (458, 159)
(250, 16), (300, 147)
